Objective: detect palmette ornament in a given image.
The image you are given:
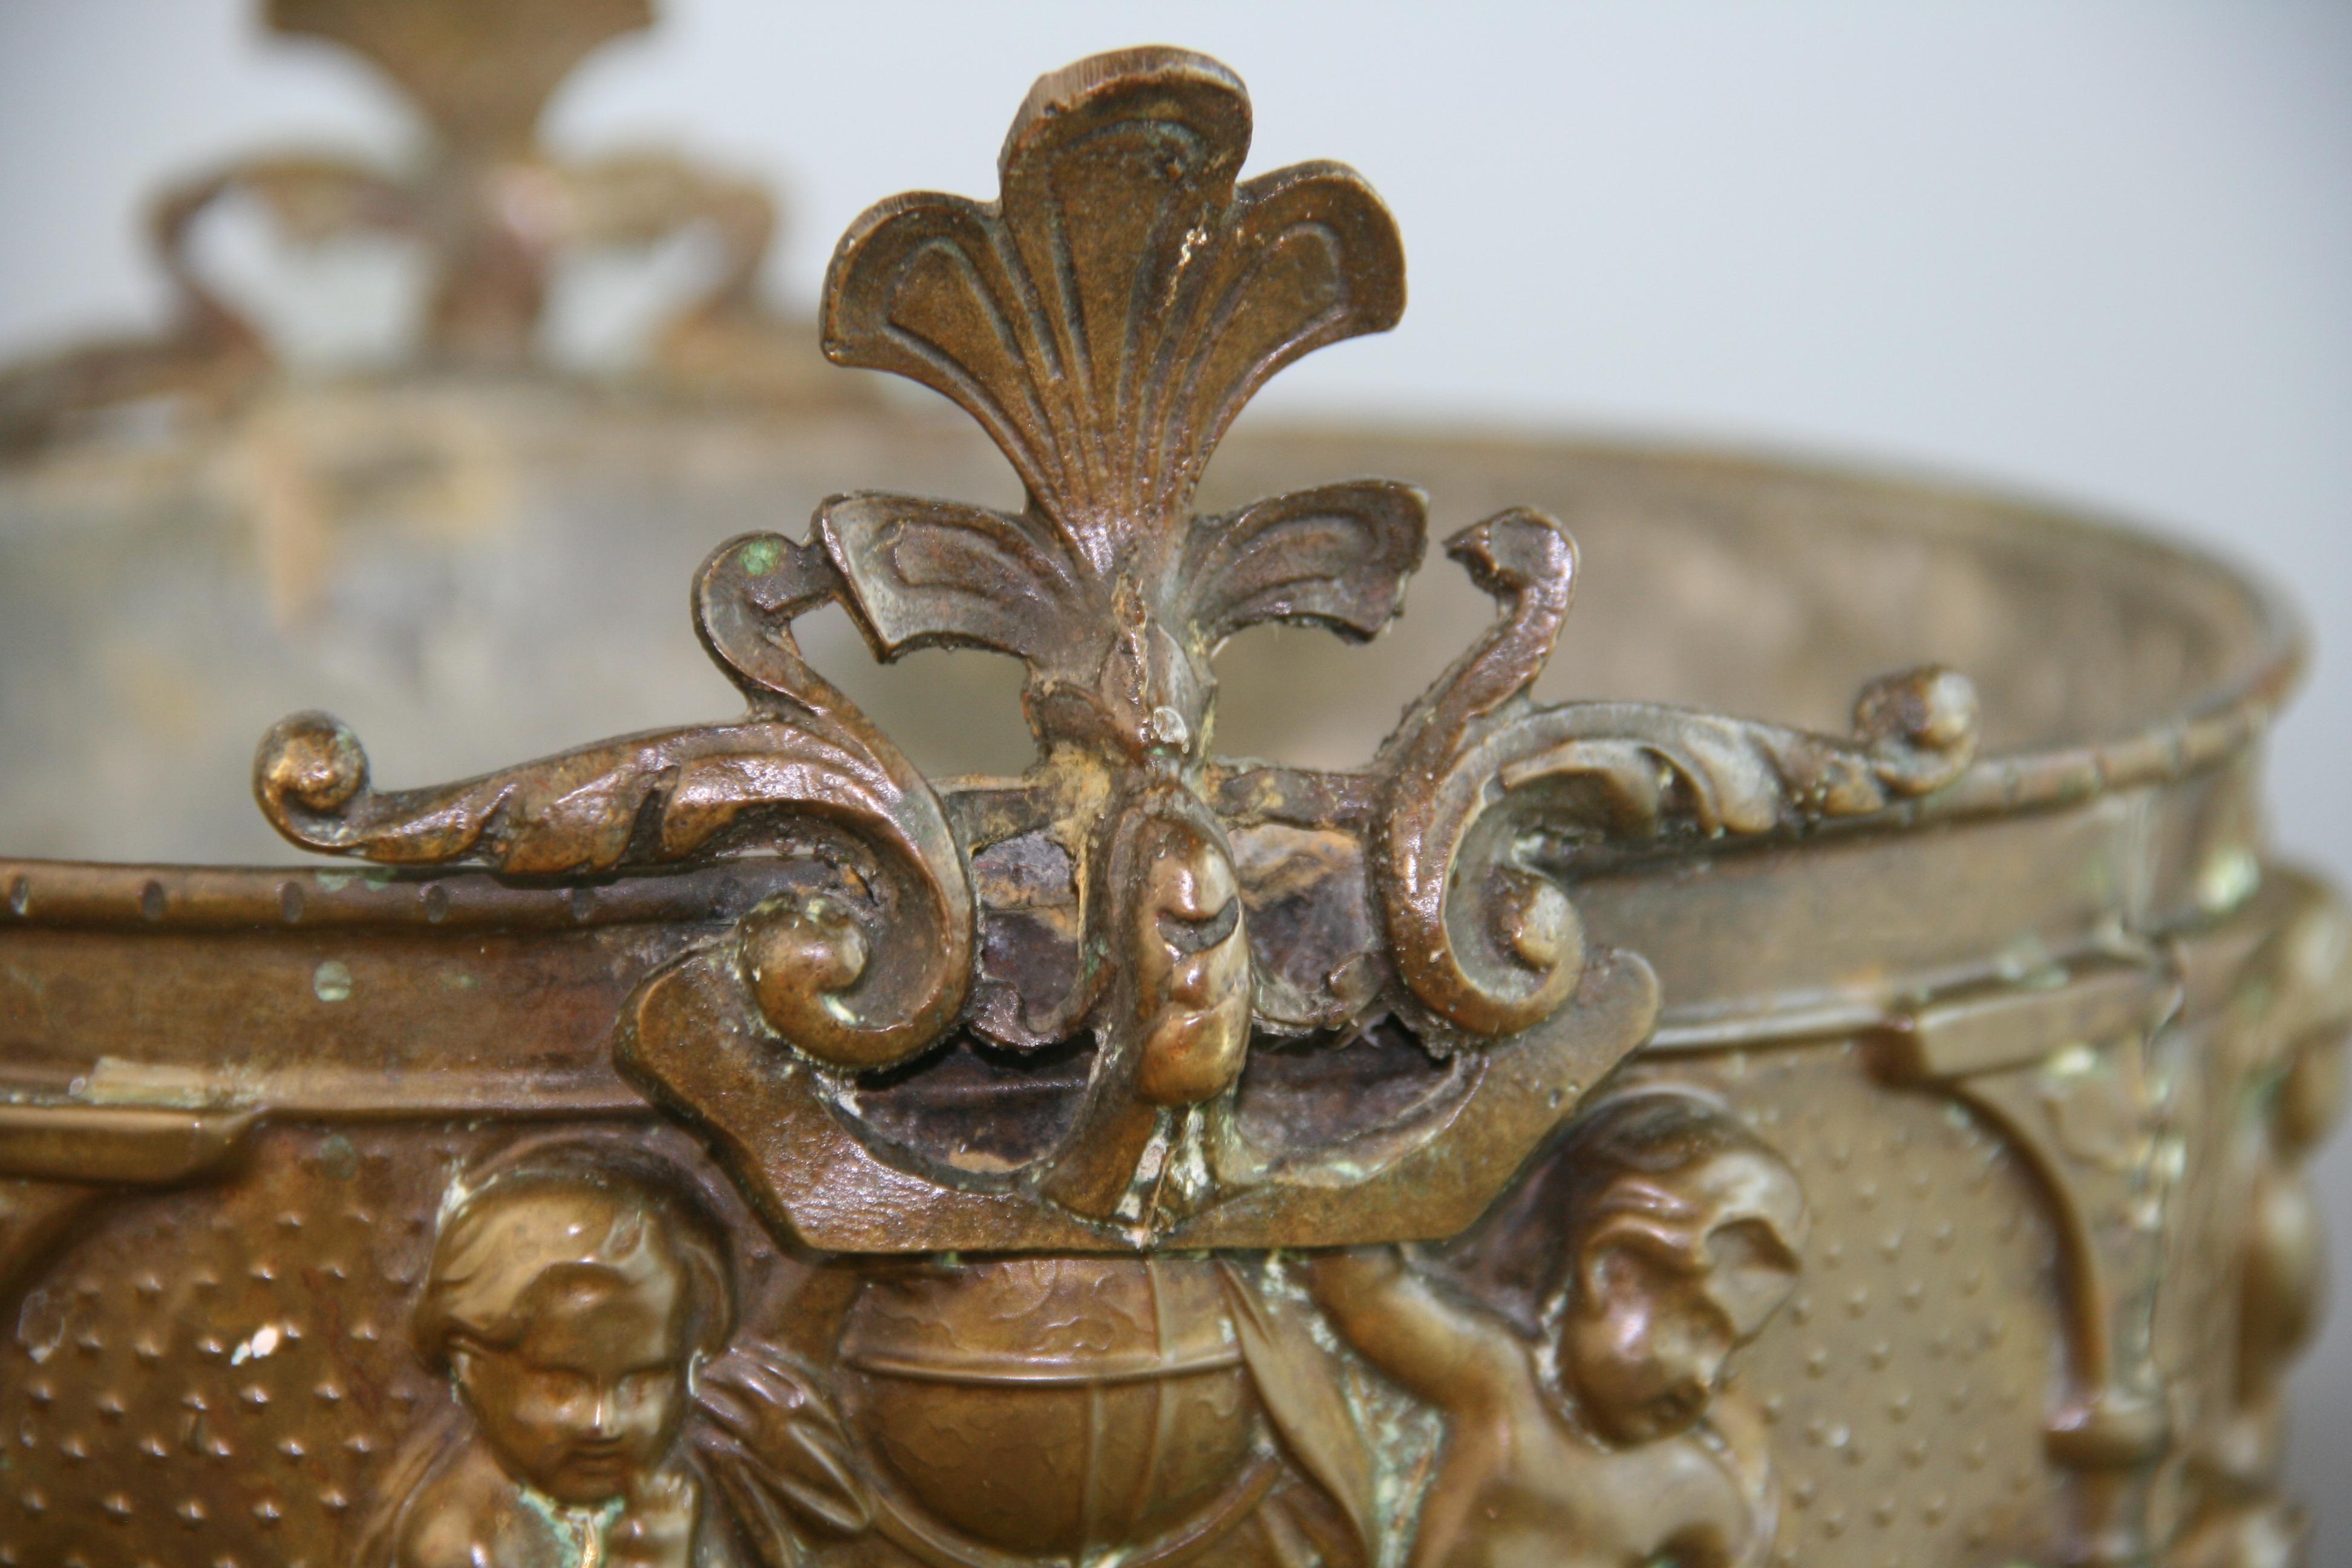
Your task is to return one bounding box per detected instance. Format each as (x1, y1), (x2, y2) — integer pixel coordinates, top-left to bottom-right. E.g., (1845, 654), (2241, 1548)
(0, 29), (2344, 1568)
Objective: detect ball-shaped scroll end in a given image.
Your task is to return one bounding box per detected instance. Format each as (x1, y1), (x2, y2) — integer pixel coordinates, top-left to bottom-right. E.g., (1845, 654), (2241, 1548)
(255, 711), (367, 820)
(1853, 664), (1980, 791)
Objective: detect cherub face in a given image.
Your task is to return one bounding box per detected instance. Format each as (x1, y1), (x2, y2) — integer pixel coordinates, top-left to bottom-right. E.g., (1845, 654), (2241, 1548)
(1560, 1149), (1805, 1445)
(454, 1267), (690, 1505)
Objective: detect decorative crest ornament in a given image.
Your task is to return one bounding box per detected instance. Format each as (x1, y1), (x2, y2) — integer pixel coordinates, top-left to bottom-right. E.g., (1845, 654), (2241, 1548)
(255, 46), (1981, 1252)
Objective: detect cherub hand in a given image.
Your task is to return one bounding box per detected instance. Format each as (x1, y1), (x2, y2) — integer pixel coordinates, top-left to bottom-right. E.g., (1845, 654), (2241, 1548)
(610, 1464), (701, 1568)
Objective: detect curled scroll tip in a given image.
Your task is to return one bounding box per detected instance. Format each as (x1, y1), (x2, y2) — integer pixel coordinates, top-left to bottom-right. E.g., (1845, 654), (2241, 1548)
(1442, 508), (1578, 603)
(254, 710), (368, 847)
(1854, 663), (1980, 793)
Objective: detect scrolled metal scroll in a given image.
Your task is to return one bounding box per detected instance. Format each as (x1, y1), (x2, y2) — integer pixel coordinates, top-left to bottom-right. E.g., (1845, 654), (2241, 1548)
(1379, 510), (1981, 1040)
(1498, 662), (1981, 832)
(1375, 508), (1587, 1040)
(255, 531), (973, 1073)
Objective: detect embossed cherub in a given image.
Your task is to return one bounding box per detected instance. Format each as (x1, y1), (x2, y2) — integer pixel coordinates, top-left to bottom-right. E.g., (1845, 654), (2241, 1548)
(362, 1148), (872, 1568)
(1309, 1092), (1806, 1568)
(374, 1155), (735, 1568)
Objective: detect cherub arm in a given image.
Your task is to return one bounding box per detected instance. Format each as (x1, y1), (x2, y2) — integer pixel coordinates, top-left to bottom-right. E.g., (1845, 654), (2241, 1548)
(1709, 1391), (1780, 1568)
(691, 1339), (872, 1566)
(391, 1515), (471, 1568)
(1306, 1246), (1528, 1415)
(387, 1440), (508, 1568)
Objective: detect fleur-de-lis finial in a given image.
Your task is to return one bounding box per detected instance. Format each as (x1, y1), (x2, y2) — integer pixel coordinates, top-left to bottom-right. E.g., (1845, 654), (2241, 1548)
(254, 44), (1983, 1254)
(814, 47), (1425, 762)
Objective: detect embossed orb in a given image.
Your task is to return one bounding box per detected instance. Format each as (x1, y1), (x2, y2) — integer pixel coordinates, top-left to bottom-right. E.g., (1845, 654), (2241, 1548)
(838, 1259), (1262, 1557)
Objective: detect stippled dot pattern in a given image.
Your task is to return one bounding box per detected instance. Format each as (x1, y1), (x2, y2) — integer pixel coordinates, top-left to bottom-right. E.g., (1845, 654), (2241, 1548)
(0, 1037), (2265, 1567)
(0, 1128), (460, 1568)
(0, 1122), (796, 1568)
(1625, 1045), (2069, 1568)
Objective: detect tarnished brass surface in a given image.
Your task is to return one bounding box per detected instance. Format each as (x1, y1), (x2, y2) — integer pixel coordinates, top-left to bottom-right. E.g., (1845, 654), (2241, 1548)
(0, 27), (2343, 1568)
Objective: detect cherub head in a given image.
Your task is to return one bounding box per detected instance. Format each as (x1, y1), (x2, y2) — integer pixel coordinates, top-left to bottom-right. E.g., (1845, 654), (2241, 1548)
(1541, 1093), (1806, 1445)
(413, 1152), (733, 1505)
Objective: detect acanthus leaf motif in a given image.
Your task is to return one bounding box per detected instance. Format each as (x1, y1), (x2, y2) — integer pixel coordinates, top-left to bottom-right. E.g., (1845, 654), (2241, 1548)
(1375, 505), (1982, 1040)
(1178, 479), (1428, 650)
(255, 530), (973, 1074)
(816, 493), (1098, 669)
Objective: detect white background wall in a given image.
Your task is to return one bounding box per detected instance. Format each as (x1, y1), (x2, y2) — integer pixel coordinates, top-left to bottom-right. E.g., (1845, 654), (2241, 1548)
(4, 2), (2348, 1555)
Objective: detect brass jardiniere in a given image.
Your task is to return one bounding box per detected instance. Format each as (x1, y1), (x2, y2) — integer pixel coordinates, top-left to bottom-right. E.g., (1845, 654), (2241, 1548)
(0, 30), (2341, 1568)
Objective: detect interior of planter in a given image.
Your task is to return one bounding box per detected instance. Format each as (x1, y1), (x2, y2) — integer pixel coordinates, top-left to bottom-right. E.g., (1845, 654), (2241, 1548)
(0, 374), (2293, 865)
